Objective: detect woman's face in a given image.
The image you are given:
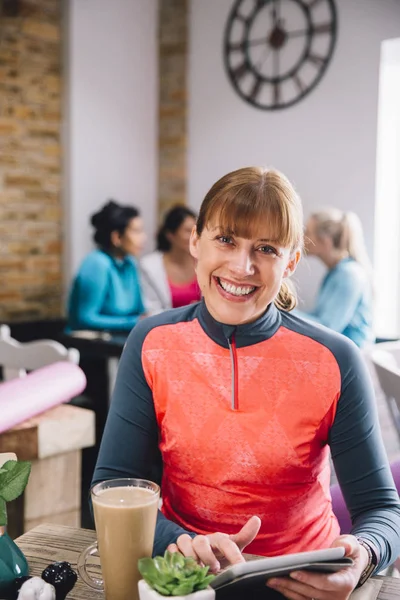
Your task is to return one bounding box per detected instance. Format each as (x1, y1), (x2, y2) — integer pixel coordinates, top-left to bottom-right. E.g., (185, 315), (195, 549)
(167, 216), (196, 254)
(190, 224), (300, 325)
(116, 217), (146, 257)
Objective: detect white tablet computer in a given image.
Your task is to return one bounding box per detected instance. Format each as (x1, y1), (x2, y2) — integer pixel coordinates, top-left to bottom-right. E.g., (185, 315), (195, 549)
(210, 546), (353, 592)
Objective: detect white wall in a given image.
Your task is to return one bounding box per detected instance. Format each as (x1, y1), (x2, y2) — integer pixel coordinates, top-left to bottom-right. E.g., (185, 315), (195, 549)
(63, 0), (158, 290)
(188, 0), (400, 309)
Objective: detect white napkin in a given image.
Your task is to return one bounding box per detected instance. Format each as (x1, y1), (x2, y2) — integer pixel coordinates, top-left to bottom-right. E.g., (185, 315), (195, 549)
(350, 578), (383, 600)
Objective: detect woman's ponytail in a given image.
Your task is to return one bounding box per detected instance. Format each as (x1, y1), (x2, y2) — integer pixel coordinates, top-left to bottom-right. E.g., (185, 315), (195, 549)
(341, 212), (372, 275)
(274, 280), (297, 312)
(156, 226), (170, 252)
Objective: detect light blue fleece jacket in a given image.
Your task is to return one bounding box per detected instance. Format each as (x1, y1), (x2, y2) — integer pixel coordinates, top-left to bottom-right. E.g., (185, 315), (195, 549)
(67, 250), (145, 332)
(296, 258), (373, 347)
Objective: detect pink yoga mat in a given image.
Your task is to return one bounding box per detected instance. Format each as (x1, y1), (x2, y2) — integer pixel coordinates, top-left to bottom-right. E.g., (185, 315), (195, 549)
(0, 362), (87, 434)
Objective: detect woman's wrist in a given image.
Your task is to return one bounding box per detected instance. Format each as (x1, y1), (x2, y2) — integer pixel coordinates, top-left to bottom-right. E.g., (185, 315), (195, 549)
(358, 543), (370, 572)
(356, 538), (378, 587)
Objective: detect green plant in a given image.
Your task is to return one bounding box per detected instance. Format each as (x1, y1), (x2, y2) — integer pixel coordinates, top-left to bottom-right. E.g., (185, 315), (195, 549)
(138, 551), (215, 597)
(0, 460), (31, 526)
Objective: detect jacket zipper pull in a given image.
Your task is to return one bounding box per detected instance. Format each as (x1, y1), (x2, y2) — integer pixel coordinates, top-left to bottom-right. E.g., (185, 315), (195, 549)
(228, 334), (239, 411)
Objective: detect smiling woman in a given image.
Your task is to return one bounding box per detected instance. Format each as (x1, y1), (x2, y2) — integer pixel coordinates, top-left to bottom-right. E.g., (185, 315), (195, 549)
(93, 167), (400, 600)
(190, 167), (302, 325)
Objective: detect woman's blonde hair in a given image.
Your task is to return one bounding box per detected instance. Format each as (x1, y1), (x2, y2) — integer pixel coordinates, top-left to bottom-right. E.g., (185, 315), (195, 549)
(196, 167), (303, 311)
(310, 208), (372, 275)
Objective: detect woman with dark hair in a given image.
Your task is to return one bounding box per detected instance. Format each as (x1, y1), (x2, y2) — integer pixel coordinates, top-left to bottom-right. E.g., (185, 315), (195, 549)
(140, 205), (201, 314)
(67, 200), (147, 332)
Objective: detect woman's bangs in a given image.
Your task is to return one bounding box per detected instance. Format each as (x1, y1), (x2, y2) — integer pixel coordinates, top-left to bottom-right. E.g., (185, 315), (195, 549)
(207, 193), (299, 248)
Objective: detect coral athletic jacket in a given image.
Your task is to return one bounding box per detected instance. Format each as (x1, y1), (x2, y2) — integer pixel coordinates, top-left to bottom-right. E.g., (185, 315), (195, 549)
(93, 301), (400, 570)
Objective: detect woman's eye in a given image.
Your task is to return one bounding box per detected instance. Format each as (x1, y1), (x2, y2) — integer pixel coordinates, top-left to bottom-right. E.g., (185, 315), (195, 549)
(218, 236), (233, 244)
(258, 245), (277, 255)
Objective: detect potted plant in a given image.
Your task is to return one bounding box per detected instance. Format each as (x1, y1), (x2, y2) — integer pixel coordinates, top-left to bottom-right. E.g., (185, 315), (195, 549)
(138, 551), (216, 599)
(0, 453), (31, 597)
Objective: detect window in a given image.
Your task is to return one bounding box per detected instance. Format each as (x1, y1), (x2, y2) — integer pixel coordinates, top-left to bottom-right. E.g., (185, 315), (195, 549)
(374, 38), (400, 339)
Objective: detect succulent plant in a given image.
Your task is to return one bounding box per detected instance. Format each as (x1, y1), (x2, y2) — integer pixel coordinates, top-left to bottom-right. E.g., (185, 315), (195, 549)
(138, 551), (215, 597)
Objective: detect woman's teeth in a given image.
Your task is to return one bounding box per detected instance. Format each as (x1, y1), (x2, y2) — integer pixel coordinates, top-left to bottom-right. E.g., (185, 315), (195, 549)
(218, 278), (256, 296)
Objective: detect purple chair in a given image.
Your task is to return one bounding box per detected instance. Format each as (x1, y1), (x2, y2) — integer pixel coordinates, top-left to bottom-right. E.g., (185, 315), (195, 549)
(331, 461), (400, 533)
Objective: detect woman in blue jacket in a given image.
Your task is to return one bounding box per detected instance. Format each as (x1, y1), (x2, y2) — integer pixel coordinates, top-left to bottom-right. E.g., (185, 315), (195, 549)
(297, 208), (373, 347)
(67, 200), (147, 332)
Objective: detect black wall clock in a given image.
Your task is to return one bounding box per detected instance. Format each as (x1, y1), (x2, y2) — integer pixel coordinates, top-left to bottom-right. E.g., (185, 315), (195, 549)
(224, 0), (337, 110)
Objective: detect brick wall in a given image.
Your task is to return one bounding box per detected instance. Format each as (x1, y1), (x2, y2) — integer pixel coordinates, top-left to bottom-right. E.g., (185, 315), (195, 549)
(158, 0), (188, 218)
(0, 1), (187, 322)
(0, 0), (62, 322)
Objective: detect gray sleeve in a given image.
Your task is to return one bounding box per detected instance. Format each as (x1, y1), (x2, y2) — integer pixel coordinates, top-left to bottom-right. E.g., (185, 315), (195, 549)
(139, 264), (167, 315)
(91, 320), (195, 556)
(329, 343), (400, 572)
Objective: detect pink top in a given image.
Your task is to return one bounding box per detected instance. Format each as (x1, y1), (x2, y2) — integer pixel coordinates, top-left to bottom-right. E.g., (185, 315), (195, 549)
(168, 278), (201, 309)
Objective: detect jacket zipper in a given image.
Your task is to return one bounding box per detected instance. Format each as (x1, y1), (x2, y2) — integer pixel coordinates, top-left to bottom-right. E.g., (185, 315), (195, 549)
(228, 334), (239, 411)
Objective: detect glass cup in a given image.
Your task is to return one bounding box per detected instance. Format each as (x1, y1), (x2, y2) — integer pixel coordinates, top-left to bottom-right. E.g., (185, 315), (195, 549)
(78, 478), (160, 600)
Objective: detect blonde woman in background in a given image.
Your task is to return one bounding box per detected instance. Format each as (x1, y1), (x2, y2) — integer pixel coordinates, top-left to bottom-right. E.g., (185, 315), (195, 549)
(297, 208), (373, 347)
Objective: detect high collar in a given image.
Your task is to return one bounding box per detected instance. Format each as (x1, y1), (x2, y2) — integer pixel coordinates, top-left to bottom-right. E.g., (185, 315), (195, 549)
(197, 299), (281, 349)
(326, 256), (352, 271)
(325, 256), (353, 278)
(102, 250), (135, 269)
(334, 257), (353, 268)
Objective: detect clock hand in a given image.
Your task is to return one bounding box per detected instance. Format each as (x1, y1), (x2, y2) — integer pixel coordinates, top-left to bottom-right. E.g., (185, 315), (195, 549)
(247, 36), (273, 48)
(271, 0), (278, 26)
(255, 47), (272, 71)
(273, 45), (279, 80)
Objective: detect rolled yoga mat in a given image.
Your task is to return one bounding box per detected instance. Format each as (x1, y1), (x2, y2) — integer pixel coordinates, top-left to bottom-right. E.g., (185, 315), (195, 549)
(0, 362), (87, 434)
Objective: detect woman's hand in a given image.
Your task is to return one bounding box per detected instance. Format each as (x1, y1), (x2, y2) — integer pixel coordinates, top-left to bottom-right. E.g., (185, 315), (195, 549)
(167, 515), (261, 573)
(266, 535), (370, 600)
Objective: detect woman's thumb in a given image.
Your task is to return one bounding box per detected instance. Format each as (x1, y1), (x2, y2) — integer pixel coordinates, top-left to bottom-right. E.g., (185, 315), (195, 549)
(230, 516), (261, 550)
(331, 534), (359, 558)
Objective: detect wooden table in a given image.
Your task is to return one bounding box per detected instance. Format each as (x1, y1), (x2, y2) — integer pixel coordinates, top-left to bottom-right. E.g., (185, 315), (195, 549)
(15, 524), (400, 599)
